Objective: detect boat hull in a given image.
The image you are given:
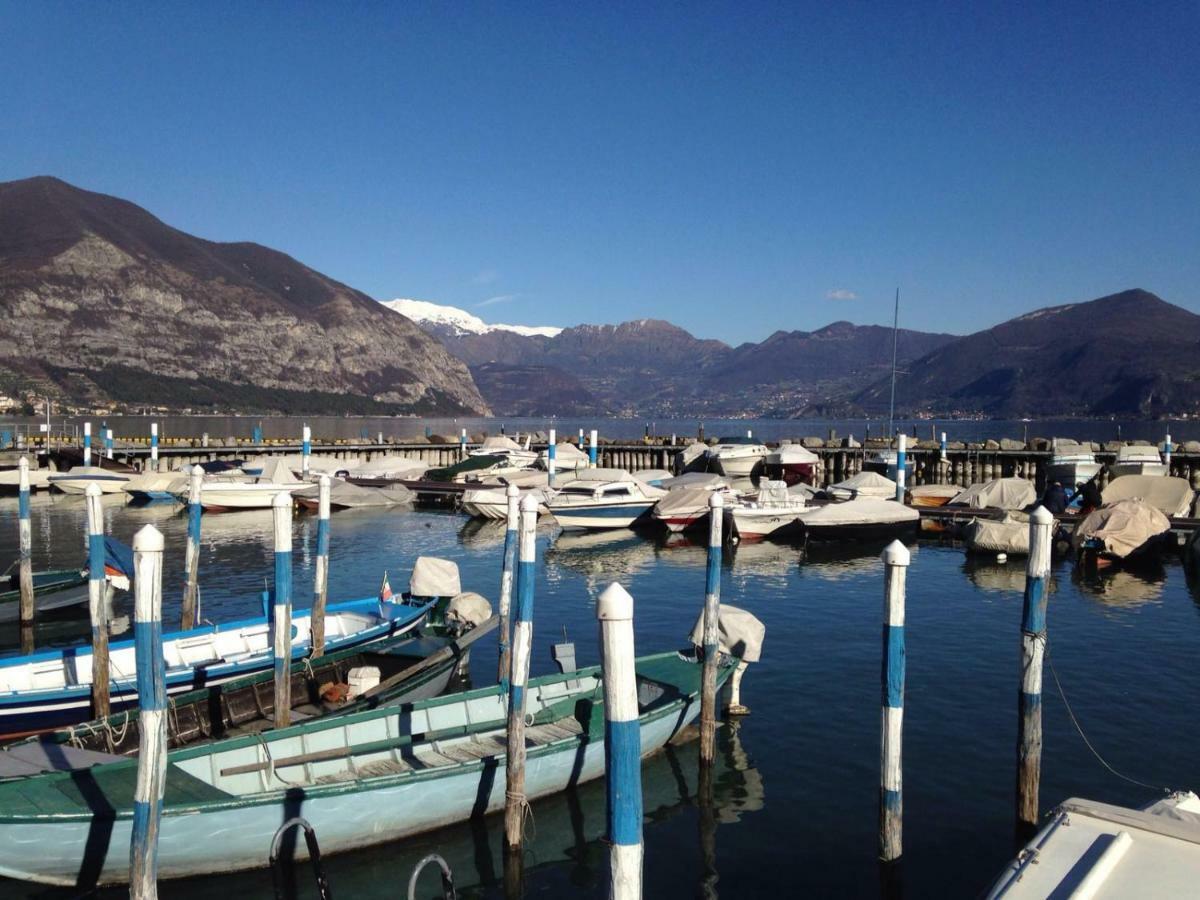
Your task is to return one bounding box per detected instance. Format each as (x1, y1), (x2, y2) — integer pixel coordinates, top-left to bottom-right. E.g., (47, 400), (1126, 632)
(0, 571), (89, 623)
(1109, 462), (1168, 479)
(731, 510), (803, 541)
(710, 453), (764, 479)
(799, 519), (920, 543)
(1044, 461), (1102, 486)
(763, 462), (816, 486)
(48, 475), (129, 495)
(549, 501), (656, 530)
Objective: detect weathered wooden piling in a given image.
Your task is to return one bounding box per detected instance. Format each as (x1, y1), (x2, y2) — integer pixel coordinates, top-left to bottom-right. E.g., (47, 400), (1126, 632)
(181, 467), (203, 631)
(895, 433), (907, 501)
(700, 491), (724, 766)
(1017, 506), (1053, 834)
(504, 494), (539, 851)
(83, 421), (92, 466)
(85, 484), (111, 717)
(547, 427), (557, 484)
(130, 524), (167, 900)
(598, 582), (644, 900)
(302, 424), (312, 476)
(589, 429), (599, 466)
(17, 457), (34, 651)
(312, 474), (331, 658)
(272, 492), (293, 728)
(879, 540), (909, 863)
(150, 422), (159, 471)
(497, 482), (520, 684)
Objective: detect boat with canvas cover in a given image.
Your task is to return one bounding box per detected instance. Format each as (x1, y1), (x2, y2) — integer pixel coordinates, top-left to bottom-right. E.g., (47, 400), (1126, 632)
(0, 465), (52, 494)
(763, 443), (819, 485)
(824, 471), (898, 502)
(1110, 443), (1168, 479)
(794, 498), (919, 542)
(1045, 440), (1102, 486)
(538, 441), (589, 472)
(651, 473), (736, 533)
(460, 471), (556, 520)
(0, 535), (133, 624)
(184, 458), (309, 511)
(546, 469), (666, 530)
(1100, 474), (1194, 518)
(0, 650), (740, 885)
(909, 484), (961, 508)
(862, 448), (914, 482)
(947, 477), (1036, 511)
(729, 480), (807, 541)
(963, 511), (1031, 555)
(121, 471), (185, 504)
(705, 436), (769, 479)
(47, 465), (131, 495)
(294, 479), (413, 511)
(1073, 498), (1172, 570)
(469, 434), (538, 469)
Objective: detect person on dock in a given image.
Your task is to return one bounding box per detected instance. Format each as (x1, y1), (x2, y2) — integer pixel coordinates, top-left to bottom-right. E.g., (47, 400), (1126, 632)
(1074, 478), (1102, 516)
(1040, 481), (1068, 515)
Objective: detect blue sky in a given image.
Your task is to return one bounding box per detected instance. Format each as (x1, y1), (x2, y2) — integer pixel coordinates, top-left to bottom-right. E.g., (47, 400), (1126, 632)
(2, 3), (1197, 343)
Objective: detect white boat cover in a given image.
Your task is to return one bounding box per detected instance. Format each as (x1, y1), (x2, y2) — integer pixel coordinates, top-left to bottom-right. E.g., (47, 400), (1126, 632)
(825, 471), (897, 501)
(348, 456), (429, 479)
(478, 436), (524, 452)
(687, 604), (764, 662)
(1115, 444), (1163, 464)
(445, 592), (493, 628)
(295, 480), (409, 508)
(767, 445), (819, 464)
(409, 557), (462, 597)
(633, 469), (673, 485)
(658, 472), (727, 491)
(756, 480), (793, 507)
(1072, 499), (1170, 558)
(788, 482), (820, 501)
(964, 512), (1031, 554)
(258, 457), (300, 485)
(539, 442), (589, 468)
(676, 441), (710, 469)
(909, 484), (961, 500)
(122, 472), (185, 495)
(949, 478), (1036, 510)
(654, 486), (720, 518)
(573, 467), (634, 482)
(1101, 475), (1193, 517)
(797, 498), (919, 527)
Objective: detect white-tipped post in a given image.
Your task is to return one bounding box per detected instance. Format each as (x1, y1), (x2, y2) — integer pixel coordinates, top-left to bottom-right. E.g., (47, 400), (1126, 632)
(17, 457), (33, 644)
(181, 467), (204, 630)
(312, 474), (331, 658)
(598, 582), (643, 900)
(272, 492), (293, 728)
(497, 482), (520, 684)
(1017, 506), (1054, 833)
(746, 429), (752, 439)
(85, 483), (110, 717)
(130, 524), (166, 900)
(460, 427), (468, 460)
(879, 540), (909, 863)
(1164, 433), (1172, 471)
(547, 428), (557, 485)
(895, 433), (907, 501)
(589, 429), (598, 466)
(939, 431), (947, 462)
(504, 494), (539, 851)
(150, 422), (159, 472)
(700, 491), (725, 765)
(105, 426), (114, 459)
(301, 424), (312, 476)
(83, 421), (92, 466)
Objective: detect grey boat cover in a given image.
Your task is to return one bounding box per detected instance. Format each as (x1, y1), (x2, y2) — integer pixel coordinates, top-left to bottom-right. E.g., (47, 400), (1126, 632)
(258, 457), (300, 485)
(296, 480), (411, 508)
(1072, 499), (1170, 558)
(478, 435), (524, 452)
(658, 472), (728, 491)
(788, 482), (821, 501)
(949, 478), (1036, 510)
(688, 604), (764, 663)
(964, 511), (1031, 554)
(654, 486), (721, 518)
(1101, 475), (1193, 518)
(676, 441), (710, 470)
(797, 498), (918, 527)
(633, 469), (673, 486)
(349, 455), (429, 480)
(539, 442), (589, 469)
(410, 557), (462, 598)
(825, 471), (897, 501)
(445, 592), (493, 628)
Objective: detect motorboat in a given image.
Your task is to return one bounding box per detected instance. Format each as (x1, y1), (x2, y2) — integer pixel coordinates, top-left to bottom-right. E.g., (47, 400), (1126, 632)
(861, 448), (913, 482)
(963, 511), (1031, 555)
(47, 465), (132, 495)
(824, 471), (898, 502)
(908, 484), (961, 508)
(469, 435), (538, 469)
(651, 473), (737, 533)
(545, 470), (666, 530)
(538, 441), (589, 473)
(705, 437), (769, 480)
(294, 479), (414, 511)
(1101, 474), (1194, 517)
(1110, 444), (1168, 479)
(986, 790), (1200, 899)
(729, 481), (808, 541)
(121, 471), (185, 504)
(763, 443), (819, 486)
(1045, 440), (1102, 486)
(0, 465), (52, 495)
(461, 470), (556, 520)
(1072, 498), (1172, 569)
(794, 498), (919, 543)
(947, 478), (1036, 511)
(342, 455), (429, 483)
(184, 459), (309, 511)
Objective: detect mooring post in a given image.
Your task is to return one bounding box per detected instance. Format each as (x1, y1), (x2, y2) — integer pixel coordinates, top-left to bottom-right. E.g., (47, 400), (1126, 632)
(302, 424), (312, 476)
(83, 421), (92, 466)
(17, 457), (34, 652)
(939, 431), (947, 462)
(150, 422), (159, 472)
(181, 467), (204, 631)
(589, 429), (598, 466)
(547, 427), (557, 485)
(598, 582), (644, 900)
(254, 422), (263, 445)
(879, 540), (909, 863)
(85, 484), (111, 717)
(460, 427), (468, 460)
(1017, 506), (1054, 834)
(504, 494), (539, 851)
(895, 433), (907, 502)
(1164, 433), (1172, 473)
(700, 491), (724, 766)
(497, 483), (520, 685)
(105, 426), (114, 459)
(272, 492), (293, 728)
(307, 474), (332, 659)
(130, 524), (167, 900)
(746, 428), (752, 439)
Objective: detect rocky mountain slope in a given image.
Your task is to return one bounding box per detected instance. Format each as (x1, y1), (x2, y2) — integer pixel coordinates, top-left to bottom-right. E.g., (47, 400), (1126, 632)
(0, 177), (489, 415)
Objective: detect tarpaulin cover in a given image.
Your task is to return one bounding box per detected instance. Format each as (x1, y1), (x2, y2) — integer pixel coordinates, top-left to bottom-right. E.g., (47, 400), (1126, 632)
(949, 478), (1036, 510)
(964, 512), (1031, 554)
(825, 471), (897, 501)
(103, 536), (134, 578)
(797, 498), (918, 527)
(1101, 475), (1194, 518)
(445, 592), (492, 628)
(756, 480), (792, 507)
(1072, 499), (1170, 558)
(688, 603), (765, 662)
(409, 557), (462, 598)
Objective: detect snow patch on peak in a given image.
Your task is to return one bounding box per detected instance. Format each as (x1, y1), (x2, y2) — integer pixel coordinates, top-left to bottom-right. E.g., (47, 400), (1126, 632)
(381, 298), (563, 338)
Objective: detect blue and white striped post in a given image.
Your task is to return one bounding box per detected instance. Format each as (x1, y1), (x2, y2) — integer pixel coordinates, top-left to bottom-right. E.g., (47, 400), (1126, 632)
(130, 524), (166, 900)
(895, 433), (907, 502)
(17, 457), (34, 644)
(311, 475), (331, 658)
(301, 424), (312, 476)
(589, 429), (598, 466)
(181, 467), (203, 631)
(598, 582), (643, 900)
(459, 427), (467, 460)
(85, 484), (111, 717)
(149, 422), (159, 472)
(105, 426), (114, 460)
(504, 494), (539, 851)
(83, 421), (92, 467)
(1017, 506), (1054, 833)
(547, 428), (557, 485)
(253, 422), (263, 445)
(939, 431), (947, 462)
(1164, 433), (1173, 473)
(497, 483), (520, 685)
(272, 492), (294, 728)
(879, 540), (909, 862)
(700, 491), (724, 765)
(746, 429), (752, 439)
(578, 427), (585, 450)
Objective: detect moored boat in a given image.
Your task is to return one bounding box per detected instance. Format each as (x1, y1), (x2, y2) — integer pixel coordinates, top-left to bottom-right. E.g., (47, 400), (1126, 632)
(947, 477), (1036, 511)
(1100, 474), (1194, 517)
(1072, 498), (1172, 570)
(824, 471), (898, 502)
(469, 435), (538, 469)
(705, 436), (769, 480)
(729, 480), (807, 541)
(651, 473), (736, 533)
(546, 470), (666, 530)
(47, 465), (131, 495)
(794, 498), (919, 542)
(1045, 440), (1102, 486)
(121, 471), (185, 504)
(763, 443), (819, 486)
(1110, 443), (1168, 479)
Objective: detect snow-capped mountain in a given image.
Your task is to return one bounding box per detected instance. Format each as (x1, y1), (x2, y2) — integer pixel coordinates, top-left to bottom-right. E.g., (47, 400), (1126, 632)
(381, 298), (563, 338)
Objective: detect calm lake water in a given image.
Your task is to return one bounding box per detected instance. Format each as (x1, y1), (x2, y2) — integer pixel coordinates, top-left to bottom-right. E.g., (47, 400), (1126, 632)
(1, 493), (1199, 897)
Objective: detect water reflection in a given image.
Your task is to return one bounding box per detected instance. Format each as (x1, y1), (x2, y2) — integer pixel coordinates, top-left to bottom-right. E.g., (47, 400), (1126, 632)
(801, 540), (917, 583)
(1074, 565), (1166, 609)
(728, 540), (796, 577)
(962, 556), (1036, 596)
(459, 519), (510, 550)
(545, 529), (660, 586)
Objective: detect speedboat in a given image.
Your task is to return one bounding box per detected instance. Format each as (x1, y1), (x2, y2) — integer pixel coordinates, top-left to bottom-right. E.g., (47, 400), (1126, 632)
(763, 443), (819, 485)
(651, 473), (737, 533)
(460, 471), (556, 519)
(862, 448), (913, 482)
(47, 465), (132, 495)
(538, 441), (589, 473)
(729, 481), (808, 541)
(182, 459), (309, 511)
(469, 435), (538, 469)
(546, 471), (666, 530)
(1045, 440), (1101, 486)
(1073, 498), (1172, 570)
(1100, 474), (1193, 517)
(122, 471), (185, 504)
(794, 498), (919, 542)
(0, 465), (52, 495)
(947, 478), (1036, 511)
(1110, 444), (1168, 479)
(824, 471), (898, 501)
(705, 437), (769, 479)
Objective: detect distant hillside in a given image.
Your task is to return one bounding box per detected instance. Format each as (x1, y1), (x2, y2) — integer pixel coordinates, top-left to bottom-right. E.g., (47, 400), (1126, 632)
(856, 289), (1200, 416)
(0, 177), (489, 414)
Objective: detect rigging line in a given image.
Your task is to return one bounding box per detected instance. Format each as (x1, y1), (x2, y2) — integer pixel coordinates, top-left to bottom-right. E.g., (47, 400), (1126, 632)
(888, 287), (900, 443)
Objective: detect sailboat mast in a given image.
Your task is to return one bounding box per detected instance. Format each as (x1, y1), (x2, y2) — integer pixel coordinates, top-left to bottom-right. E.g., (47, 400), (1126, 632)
(887, 287), (900, 444)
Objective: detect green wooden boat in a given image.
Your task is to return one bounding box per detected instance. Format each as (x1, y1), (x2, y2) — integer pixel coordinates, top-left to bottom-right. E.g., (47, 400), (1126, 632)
(0, 650), (732, 886)
(0, 565), (88, 623)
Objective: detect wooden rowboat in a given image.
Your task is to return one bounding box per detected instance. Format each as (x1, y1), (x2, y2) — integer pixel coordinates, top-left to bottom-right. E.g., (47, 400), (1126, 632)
(0, 566), (88, 622)
(0, 651), (733, 886)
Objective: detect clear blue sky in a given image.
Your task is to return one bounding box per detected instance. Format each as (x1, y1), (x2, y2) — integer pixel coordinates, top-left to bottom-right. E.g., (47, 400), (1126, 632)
(2, 2), (1197, 343)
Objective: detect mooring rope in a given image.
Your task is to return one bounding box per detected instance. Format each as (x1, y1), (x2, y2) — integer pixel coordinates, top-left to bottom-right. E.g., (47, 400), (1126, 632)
(1046, 646), (1170, 794)
(505, 791), (536, 841)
